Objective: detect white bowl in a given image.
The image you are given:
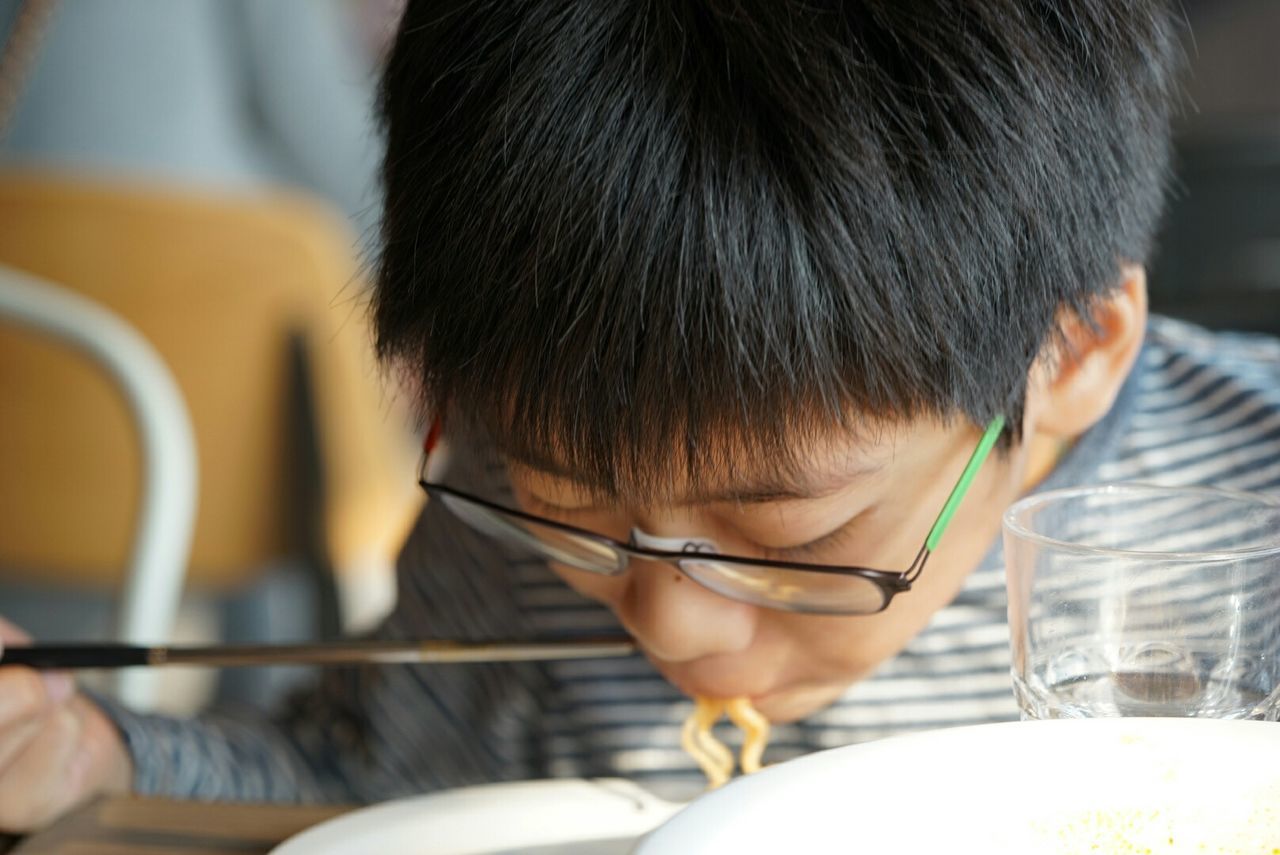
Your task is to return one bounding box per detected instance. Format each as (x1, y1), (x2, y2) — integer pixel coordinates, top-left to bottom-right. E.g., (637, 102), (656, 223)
(269, 778), (682, 855)
(637, 718), (1280, 854)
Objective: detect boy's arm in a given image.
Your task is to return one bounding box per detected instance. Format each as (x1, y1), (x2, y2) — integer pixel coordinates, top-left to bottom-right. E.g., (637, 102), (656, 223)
(96, 488), (545, 803)
(99, 626), (540, 803)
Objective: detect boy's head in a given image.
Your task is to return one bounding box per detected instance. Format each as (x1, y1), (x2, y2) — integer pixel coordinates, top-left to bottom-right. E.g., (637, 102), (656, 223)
(375, 1), (1181, 720)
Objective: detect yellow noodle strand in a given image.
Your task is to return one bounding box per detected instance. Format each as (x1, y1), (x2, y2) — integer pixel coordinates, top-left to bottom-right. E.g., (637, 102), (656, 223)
(682, 696), (772, 789)
(681, 697), (732, 789)
(725, 697), (770, 774)
(680, 706), (715, 784)
(694, 697), (733, 788)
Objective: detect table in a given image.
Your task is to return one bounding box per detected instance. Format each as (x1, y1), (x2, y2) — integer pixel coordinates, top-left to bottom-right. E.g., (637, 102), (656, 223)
(5, 797), (350, 855)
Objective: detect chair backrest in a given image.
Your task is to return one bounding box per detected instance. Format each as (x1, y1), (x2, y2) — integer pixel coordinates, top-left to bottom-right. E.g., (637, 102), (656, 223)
(0, 170), (421, 623)
(0, 264), (197, 708)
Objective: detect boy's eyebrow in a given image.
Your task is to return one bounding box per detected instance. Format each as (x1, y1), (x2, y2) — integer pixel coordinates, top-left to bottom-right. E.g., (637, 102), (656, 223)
(508, 453), (885, 505)
(695, 462), (886, 505)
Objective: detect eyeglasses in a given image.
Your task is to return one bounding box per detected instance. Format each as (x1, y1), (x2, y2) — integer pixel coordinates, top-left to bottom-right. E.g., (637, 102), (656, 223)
(419, 417), (1005, 615)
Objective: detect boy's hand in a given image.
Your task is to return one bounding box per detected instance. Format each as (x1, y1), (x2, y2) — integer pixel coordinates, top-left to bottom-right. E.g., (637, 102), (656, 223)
(0, 617), (133, 832)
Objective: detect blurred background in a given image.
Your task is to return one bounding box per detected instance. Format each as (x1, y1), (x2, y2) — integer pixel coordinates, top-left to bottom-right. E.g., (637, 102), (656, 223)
(1151, 0), (1280, 331)
(0, 0), (1276, 716)
(0, 0), (419, 713)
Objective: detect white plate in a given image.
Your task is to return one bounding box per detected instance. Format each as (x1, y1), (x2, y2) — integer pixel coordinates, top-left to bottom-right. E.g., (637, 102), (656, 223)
(638, 718), (1280, 854)
(269, 778), (682, 855)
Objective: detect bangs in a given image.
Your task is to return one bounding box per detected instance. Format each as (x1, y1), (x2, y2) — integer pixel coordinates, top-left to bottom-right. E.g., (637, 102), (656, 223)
(384, 211), (945, 502)
(419, 336), (892, 504)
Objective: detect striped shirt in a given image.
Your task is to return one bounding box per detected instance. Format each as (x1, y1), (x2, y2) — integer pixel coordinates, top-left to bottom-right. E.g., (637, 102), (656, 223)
(103, 316), (1280, 804)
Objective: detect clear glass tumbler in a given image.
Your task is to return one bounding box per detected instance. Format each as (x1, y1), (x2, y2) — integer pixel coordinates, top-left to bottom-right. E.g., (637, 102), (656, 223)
(1003, 483), (1280, 720)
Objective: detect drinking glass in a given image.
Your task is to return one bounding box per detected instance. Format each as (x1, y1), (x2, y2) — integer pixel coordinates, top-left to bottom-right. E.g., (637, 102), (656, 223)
(1003, 484), (1280, 720)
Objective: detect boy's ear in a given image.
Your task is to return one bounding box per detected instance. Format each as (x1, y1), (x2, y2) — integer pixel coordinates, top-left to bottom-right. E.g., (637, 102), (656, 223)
(1027, 264), (1148, 440)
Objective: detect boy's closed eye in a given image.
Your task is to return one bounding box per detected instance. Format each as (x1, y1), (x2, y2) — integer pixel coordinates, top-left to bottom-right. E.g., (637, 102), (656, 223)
(741, 521), (862, 562)
(514, 474), (877, 564)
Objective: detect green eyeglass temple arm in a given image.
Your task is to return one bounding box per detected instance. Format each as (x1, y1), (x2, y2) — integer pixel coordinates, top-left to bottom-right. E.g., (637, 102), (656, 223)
(923, 415), (1006, 553)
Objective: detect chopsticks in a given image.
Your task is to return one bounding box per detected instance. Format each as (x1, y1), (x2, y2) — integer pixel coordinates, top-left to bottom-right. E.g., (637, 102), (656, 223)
(0, 636), (638, 670)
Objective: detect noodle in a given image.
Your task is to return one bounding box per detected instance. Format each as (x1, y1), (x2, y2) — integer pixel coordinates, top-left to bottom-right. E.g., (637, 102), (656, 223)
(680, 697), (733, 788)
(725, 697), (770, 775)
(681, 696), (771, 789)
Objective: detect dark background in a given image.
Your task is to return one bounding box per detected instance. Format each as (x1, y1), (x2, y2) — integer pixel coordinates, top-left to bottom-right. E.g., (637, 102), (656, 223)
(1149, 0), (1280, 334)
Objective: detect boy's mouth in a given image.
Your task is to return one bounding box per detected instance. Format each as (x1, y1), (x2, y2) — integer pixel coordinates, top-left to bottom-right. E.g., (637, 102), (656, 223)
(646, 654), (774, 702)
(666, 672), (771, 704)
(652, 657), (849, 723)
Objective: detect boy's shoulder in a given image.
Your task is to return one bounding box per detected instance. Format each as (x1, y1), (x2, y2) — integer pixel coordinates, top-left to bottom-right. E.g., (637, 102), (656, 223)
(1097, 315), (1280, 492)
(1146, 315), (1280, 381)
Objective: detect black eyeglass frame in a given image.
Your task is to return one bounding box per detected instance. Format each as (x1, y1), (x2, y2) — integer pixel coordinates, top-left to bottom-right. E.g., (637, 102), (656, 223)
(418, 480), (921, 615)
(417, 416), (1004, 616)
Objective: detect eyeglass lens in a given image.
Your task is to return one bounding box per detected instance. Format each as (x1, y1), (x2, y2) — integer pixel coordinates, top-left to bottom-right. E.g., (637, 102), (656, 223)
(678, 558), (889, 614)
(437, 492), (626, 574)
(437, 493), (888, 614)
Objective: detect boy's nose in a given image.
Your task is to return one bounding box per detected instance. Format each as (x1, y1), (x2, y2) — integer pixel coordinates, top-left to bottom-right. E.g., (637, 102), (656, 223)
(618, 526), (758, 663)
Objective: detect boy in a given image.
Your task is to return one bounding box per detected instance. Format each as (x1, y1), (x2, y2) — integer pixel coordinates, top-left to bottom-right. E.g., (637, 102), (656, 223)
(5, 0), (1280, 831)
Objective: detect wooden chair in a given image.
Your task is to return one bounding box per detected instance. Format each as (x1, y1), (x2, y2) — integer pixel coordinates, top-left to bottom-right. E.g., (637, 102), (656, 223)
(0, 264), (197, 708)
(0, 171), (422, 704)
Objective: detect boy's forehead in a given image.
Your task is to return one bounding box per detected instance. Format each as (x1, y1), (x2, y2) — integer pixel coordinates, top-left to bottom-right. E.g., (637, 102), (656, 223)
(507, 427), (899, 506)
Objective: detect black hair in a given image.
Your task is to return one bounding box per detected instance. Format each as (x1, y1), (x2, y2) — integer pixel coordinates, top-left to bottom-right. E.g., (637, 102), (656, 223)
(375, 0), (1182, 499)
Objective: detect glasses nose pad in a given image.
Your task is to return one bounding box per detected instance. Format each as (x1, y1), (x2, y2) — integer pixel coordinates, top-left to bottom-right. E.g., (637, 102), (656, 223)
(628, 527), (720, 556)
